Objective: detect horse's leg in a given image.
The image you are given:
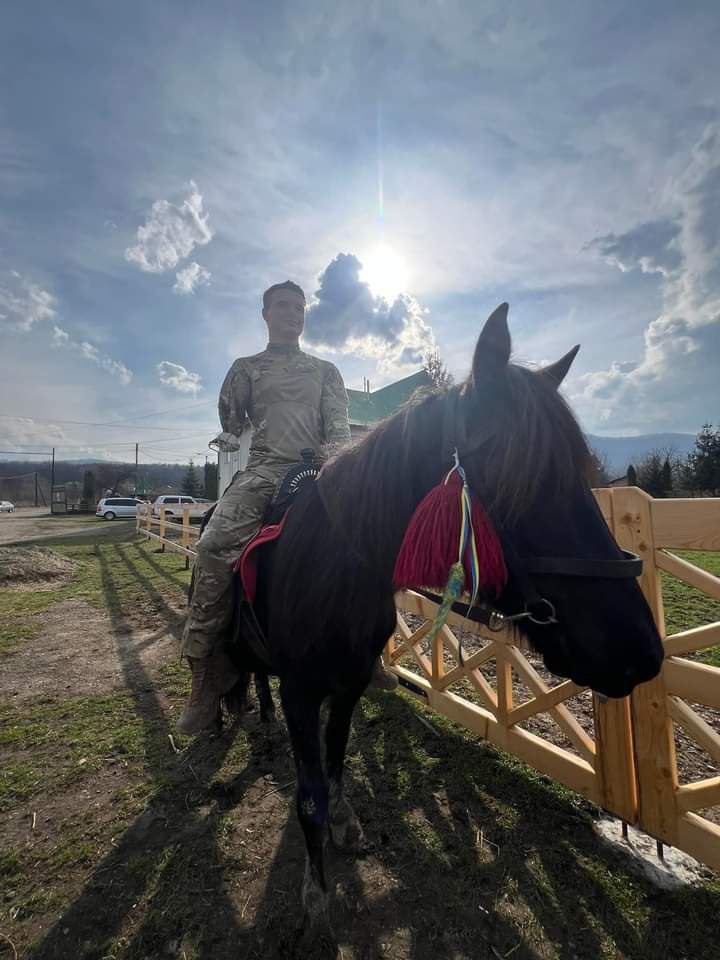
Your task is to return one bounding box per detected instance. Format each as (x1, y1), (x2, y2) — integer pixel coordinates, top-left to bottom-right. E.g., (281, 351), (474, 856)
(280, 679), (330, 930)
(325, 685), (365, 852)
(222, 669), (251, 718)
(255, 671), (275, 723)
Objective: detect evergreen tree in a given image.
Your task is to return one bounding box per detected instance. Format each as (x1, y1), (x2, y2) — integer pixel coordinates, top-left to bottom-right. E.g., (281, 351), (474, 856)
(204, 461), (218, 500)
(636, 451), (666, 497)
(627, 464), (637, 486)
(423, 347), (454, 388)
(82, 469), (96, 503)
(661, 458), (673, 497)
(684, 424), (720, 496)
(182, 460), (201, 497)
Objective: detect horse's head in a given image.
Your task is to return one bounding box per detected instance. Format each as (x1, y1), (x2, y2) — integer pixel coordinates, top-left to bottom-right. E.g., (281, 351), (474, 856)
(460, 303), (663, 698)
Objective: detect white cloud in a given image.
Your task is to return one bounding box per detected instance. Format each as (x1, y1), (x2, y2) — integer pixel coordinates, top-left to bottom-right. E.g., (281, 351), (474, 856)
(573, 124), (720, 433)
(52, 325), (133, 385)
(124, 181), (213, 274)
(0, 416), (70, 451)
(157, 360), (202, 394)
(0, 271), (56, 331)
(173, 261), (212, 295)
(51, 324), (70, 346)
(304, 253), (435, 375)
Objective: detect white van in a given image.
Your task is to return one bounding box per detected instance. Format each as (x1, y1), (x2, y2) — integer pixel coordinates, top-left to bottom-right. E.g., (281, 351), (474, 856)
(96, 497), (145, 520)
(151, 495), (211, 519)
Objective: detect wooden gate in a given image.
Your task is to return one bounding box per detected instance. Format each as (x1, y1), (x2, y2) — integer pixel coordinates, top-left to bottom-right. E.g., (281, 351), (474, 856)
(388, 488), (720, 871)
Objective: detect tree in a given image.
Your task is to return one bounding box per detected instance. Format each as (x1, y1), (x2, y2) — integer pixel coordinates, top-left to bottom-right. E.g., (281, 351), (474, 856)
(82, 469), (96, 504)
(423, 347), (453, 388)
(182, 460), (201, 497)
(204, 461), (218, 500)
(684, 424), (720, 496)
(636, 449), (678, 498)
(661, 458), (673, 498)
(627, 464), (637, 486)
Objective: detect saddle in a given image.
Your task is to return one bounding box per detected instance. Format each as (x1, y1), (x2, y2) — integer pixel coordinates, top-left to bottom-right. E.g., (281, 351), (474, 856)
(231, 448), (323, 668)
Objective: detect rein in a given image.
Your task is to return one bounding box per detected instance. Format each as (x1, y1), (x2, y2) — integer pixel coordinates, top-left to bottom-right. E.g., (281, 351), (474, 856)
(440, 387), (643, 631)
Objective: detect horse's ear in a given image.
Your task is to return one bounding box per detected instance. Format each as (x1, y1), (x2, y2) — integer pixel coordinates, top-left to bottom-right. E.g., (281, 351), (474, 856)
(472, 302), (511, 385)
(540, 345), (580, 388)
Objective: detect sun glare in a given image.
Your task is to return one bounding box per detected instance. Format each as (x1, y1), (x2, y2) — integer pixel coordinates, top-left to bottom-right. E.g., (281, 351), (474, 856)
(360, 244), (410, 302)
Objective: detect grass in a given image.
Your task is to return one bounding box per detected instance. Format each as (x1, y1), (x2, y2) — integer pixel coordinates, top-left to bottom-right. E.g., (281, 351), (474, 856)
(661, 550), (720, 665)
(0, 622), (40, 657)
(1, 528), (720, 958)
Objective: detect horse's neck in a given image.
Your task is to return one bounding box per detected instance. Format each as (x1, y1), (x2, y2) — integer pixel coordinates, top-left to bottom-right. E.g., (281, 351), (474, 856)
(326, 430), (443, 582)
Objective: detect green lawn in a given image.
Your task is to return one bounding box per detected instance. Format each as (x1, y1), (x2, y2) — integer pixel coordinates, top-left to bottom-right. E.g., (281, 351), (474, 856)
(661, 550), (720, 665)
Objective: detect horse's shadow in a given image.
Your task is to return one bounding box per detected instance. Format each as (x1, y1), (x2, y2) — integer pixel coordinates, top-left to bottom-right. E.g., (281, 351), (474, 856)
(27, 535), (720, 960)
(226, 691), (720, 960)
(27, 543), (289, 960)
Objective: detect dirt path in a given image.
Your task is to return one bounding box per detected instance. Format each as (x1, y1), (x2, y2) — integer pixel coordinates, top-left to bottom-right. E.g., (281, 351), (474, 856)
(0, 507), (122, 545)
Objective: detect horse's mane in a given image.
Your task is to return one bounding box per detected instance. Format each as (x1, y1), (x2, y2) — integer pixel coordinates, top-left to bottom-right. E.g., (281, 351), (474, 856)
(316, 386), (445, 575)
(276, 363), (592, 598)
(467, 363), (593, 522)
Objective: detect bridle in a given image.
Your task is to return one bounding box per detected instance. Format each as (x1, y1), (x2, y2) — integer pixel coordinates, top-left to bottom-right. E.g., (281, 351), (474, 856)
(438, 387), (643, 633)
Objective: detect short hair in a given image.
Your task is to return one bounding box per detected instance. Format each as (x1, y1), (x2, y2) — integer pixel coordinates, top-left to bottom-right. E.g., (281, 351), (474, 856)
(262, 281), (306, 310)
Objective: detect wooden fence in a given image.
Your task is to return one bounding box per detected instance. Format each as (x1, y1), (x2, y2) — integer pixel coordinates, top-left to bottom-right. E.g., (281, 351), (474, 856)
(136, 503), (205, 567)
(136, 489), (720, 871)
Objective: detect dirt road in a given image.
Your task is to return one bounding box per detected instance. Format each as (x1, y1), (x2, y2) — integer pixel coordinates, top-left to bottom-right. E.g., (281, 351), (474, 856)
(0, 506), (129, 545)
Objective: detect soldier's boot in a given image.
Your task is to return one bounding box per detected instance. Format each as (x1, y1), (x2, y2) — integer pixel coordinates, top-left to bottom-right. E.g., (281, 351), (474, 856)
(176, 649), (239, 735)
(368, 657), (399, 691)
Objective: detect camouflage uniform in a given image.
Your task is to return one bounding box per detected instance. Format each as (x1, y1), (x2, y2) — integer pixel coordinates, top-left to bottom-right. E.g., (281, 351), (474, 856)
(181, 343), (351, 659)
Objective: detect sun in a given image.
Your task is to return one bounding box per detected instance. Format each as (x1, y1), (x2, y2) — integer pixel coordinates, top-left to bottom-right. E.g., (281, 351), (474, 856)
(360, 244), (410, 302)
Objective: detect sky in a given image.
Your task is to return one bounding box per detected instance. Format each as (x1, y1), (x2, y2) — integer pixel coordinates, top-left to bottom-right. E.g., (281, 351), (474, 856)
(1, 1), (719, 465)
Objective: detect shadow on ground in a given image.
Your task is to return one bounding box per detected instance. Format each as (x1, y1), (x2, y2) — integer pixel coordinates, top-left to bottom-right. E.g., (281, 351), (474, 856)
(22, 539), (720, 960)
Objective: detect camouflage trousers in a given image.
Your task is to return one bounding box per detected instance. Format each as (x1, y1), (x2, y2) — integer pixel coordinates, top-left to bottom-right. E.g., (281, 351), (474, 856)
(180, 466), (287, 659)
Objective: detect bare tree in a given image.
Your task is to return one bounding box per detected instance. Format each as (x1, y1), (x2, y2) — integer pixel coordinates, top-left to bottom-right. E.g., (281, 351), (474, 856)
(423, 347), (454, 388)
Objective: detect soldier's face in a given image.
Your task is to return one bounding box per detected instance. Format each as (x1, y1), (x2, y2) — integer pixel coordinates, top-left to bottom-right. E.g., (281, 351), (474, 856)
(263, 290), (306, 343)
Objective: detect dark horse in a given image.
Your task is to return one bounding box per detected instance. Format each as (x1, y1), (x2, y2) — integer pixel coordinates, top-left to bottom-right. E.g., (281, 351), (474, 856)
(226, 304), (663, 935)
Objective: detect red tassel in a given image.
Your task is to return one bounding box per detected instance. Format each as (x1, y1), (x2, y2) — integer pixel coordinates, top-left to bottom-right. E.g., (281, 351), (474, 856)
(469, 498), (508, 597)
(393, 472), (464, 592)
(393, 471), (507, 595)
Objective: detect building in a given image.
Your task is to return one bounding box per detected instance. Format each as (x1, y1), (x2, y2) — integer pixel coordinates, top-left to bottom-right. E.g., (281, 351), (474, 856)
(215, 368), (432, 497)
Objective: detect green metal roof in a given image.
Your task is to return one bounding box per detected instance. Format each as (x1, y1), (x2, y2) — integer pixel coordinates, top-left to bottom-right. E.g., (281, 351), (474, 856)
(347, 369), (432, 425)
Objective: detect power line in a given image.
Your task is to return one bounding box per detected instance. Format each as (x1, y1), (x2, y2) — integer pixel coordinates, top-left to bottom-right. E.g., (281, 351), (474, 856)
(120, 399), (216, 422)
(0, 414), (214, 433)
(9, 432), (216, 451)
(0, 470), (40, 480)
(0, 450), (53, 456)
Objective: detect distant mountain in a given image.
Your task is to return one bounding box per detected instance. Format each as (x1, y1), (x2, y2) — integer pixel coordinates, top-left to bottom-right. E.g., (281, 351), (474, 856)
(587, 433), (696, 477)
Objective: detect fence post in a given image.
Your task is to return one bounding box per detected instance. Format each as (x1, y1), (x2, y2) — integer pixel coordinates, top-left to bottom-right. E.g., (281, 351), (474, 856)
(159, 507), (166, 552)
(182, 506), (191, 569)
(146, 502), (152, 537)
(591, 488), (639, 824)
(612, 486), (678, 844)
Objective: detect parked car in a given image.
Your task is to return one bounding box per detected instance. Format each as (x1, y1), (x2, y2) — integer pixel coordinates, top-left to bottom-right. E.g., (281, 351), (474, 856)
(0, 500), (15, 513)
(95, 497), (145, 520)
(151, 495), (212, 519)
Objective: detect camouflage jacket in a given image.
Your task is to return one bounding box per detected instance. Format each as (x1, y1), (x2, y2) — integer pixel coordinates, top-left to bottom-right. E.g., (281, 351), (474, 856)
(218, 343), (351, 470)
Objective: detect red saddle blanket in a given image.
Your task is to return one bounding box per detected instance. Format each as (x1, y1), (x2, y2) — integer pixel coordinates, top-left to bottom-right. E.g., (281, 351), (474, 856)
(235, 512), (289, 605)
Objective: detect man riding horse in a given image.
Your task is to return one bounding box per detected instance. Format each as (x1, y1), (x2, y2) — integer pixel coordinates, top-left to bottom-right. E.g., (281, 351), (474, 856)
(177, 280), (397, 735)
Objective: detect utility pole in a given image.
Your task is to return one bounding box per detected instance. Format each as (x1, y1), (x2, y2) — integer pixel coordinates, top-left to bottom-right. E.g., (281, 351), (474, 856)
(35, 471), (38, 507)
(135, 442), (139, 495)
(50, 447), (55, 514)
